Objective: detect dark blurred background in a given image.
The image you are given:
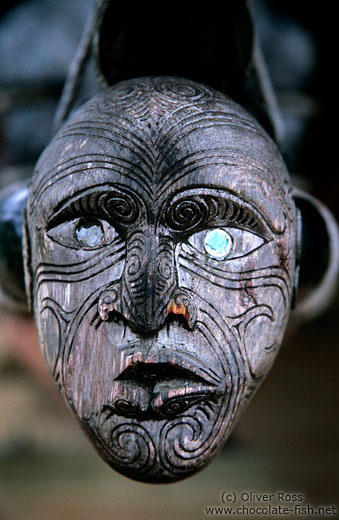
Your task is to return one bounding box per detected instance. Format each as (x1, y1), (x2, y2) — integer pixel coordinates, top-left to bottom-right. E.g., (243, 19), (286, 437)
(0, 1), (338, 519)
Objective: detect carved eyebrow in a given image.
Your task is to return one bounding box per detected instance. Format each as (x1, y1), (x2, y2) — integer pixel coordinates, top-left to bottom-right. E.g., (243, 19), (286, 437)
(47, 184), (140, 230)
(163, 189), (274, 239)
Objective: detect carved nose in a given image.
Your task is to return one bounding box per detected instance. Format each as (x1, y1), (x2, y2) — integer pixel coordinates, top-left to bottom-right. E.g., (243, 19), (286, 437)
(97, 229), (197, 331)
(120, 230), (177, 331)
(98, 286), (196, 330)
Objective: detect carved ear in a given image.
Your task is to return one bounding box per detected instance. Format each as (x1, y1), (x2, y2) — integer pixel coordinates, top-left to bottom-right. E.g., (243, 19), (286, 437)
(292, 188), (339, 323)
(0, 182), (31, 314)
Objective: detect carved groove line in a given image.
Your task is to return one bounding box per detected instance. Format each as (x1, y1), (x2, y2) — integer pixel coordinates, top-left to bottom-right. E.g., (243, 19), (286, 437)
(178, 252), (291, 305)
(60, 117), (156, 165)
(199, 308), (246, 425)
(50, 189), (140, 228)
(38, 297), (78, 381)
(35, 247), (125, 292)
(166, 194), (267, 236)
(154, 287), (247, 474)
(31, 153), (154, 207)
(156, 112), (264, 156)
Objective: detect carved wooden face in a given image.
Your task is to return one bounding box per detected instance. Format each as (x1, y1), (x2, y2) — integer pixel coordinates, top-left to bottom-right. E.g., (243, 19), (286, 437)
(25, 78), (298, 482)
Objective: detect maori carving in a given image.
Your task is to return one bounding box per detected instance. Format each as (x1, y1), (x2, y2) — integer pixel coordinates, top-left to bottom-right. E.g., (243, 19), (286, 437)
(22, 77), (303, 482)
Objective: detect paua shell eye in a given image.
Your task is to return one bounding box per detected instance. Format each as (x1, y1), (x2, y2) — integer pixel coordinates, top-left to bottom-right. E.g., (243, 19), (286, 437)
(75, 218), (104, 247)
(188, 227), (266, 261)
(47, 216), (119, 250)
(203, 229), (233, 259)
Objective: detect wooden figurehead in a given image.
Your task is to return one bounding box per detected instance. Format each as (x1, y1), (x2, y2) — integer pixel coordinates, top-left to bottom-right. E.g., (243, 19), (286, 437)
(24, 77), (300, 482)
(0, 2), (338, 484)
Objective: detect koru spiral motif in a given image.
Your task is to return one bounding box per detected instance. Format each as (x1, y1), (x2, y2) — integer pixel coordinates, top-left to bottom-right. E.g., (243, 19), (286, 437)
(24, 77), (300, 482)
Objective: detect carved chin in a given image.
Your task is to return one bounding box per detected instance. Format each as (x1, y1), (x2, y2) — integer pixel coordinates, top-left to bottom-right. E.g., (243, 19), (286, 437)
(81, 394), (231, 483)
(70, 355), (239, 482)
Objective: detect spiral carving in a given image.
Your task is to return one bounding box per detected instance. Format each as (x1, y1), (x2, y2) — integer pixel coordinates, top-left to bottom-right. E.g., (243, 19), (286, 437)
(156, 252), (173, 280)
(48, 187), (140, 230)
(164, 192), (269, 238)
(159, 414), (210, 475)
(114, 83), (150, 101)
(154, 77), (212, 102)
(108, 423), (156, 475)
(96, 77), (216, 124)
(125, 232), (145, 283)
(127, 254), (142, 278)
(166, 197), (209, 231)
(100, 79), (152, 108)
(101, 191), (139, 224)
(155, 239), (174, 282)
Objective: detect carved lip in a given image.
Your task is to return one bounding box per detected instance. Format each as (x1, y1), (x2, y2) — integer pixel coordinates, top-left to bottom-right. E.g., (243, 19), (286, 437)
(115, 362), (213, 388)
(115, 344), (224, 389)
(108, 362), (222, 420)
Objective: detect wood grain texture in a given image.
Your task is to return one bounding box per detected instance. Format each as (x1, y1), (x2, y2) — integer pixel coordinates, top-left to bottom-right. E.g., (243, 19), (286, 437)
(24, 77), (299, 482)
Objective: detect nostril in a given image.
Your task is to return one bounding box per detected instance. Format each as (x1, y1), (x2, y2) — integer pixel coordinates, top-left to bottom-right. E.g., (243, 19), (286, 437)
(98, 288), (119, 321)
(166, 289), (197, 329)
(166, 300), (189, 322)
(165, 307), (191, 330)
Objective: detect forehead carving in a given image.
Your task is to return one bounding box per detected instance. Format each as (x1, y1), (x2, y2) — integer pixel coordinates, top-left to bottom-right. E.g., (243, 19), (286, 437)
(29, 77), (294, 231)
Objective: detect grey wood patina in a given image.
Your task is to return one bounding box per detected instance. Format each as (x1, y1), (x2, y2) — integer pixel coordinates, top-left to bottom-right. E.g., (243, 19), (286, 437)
(24, 77), (301, 482)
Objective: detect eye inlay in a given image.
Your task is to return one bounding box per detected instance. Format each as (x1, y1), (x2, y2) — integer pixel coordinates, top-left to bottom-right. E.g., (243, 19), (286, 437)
(187, 227), (266, 261)
(204, 229), (233, 259)
(74, 218), (104, 247)
(47, 215), (121, 250)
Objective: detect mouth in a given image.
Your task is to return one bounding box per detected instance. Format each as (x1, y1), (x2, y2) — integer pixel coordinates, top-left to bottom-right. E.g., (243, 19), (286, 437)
(115, 361), (215, 387)
(115, 340), (223, 386)
(103, 358), (223, 420)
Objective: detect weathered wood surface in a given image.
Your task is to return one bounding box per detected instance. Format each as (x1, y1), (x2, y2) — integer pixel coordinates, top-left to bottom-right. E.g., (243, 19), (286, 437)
(24, 77), (300, 482)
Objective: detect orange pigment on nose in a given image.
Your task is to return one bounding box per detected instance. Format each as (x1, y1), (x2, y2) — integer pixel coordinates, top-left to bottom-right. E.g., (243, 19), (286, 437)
(166, 301), (189, 322)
